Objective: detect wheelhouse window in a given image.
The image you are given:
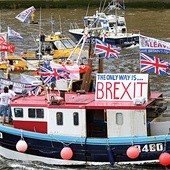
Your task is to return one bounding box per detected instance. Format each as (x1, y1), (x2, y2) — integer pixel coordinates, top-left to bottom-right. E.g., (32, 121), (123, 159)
(61, 40), (75, 48)
(116, 112), (123, 125)
(14, 108), (23, 117)
(56, 112), (63, 125)
(68, 39), (76, 47)
(73, 112), (79, 125)
(28, 108), (44, 118)
(54, 41), (66, 49)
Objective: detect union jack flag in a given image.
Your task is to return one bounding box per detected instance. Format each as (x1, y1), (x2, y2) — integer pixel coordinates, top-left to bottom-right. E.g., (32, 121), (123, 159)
(94, 39), (121, 59)
(140, 53), (170, 76)
(40, 64), (70, 85)
(30, 85), (42, 96)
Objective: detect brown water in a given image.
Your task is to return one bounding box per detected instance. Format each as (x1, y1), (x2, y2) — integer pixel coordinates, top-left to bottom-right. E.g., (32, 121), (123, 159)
(1, 8), (170, 97)
(0, 8), (170, 169)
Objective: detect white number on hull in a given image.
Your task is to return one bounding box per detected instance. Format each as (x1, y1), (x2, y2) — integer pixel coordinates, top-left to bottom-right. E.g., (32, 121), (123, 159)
(135, 143), (163, 152)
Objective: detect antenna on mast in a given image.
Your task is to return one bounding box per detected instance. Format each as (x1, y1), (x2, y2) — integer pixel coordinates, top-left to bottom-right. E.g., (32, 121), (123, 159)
(101, 0), (106, 12)
(99, 0), (102, 12)
(85, 3), (90, 16)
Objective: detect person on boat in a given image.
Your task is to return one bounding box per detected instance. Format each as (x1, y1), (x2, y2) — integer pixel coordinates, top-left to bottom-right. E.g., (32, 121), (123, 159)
(0, 86), (11, 125)
(45, 45), (52, 54)
(7, 85), (16, 123)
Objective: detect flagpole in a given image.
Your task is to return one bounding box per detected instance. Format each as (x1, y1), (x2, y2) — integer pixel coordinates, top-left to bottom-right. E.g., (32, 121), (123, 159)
(65, 34), (84, 63)
(0, 10), (1, 33)
(76, 35), (87, 65)
(139, 33), (141, 73)
(38, 7), (42, 67)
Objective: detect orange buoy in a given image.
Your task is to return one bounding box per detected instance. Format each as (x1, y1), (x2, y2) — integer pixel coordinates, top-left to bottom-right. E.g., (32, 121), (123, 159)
(159, 152), (170, 166)
(126, 146), (140, 159)
(16, 139), (28, 153)
(60, 147), (73, 160)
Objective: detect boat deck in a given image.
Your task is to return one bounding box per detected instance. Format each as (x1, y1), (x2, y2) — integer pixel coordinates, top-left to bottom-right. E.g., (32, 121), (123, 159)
(11, 92), (162, 109)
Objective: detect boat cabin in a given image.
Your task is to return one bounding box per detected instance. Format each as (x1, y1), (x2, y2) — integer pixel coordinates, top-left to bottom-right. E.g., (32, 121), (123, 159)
(37, 32), (77, 59)
(83, 9), (127, 36)
(10, 74), (166, 138)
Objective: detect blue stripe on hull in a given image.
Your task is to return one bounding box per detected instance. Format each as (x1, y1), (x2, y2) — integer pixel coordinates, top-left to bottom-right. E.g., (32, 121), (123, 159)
(0, 126), (170, 164)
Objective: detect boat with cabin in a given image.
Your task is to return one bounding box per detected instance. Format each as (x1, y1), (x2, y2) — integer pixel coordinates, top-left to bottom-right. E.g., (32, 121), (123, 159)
(69, 0), (139, 47)
(1, 26), (170, 167)
(0, 73), (170, 166)
(25, 14), (80, 62)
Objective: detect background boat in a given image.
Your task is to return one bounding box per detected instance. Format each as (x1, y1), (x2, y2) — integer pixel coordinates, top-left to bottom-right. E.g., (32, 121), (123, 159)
(69, 0), (140, 47)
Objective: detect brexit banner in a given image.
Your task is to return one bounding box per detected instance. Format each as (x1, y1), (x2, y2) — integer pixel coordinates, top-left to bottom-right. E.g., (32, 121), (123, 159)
(139, 35), (170, 54)
(95, 74), (149, 101)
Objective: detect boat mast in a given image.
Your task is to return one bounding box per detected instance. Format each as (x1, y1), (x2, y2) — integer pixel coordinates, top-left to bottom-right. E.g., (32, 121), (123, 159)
(80, 34), (93, 92)
(59, 15), (62, 33)
(0, 10), (1, 33)
(51, 15), (54, 34)
(38, 8), (42, 66)
(51, 14), (56, 34)
(115, 0), (118, 35)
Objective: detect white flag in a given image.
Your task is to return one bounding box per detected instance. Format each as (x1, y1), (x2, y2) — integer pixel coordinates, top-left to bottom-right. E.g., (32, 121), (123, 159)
(50, 60), (80, 80)
(15, 6), (36, 23)
(8, 27), (23, 39)
(139, 35), (170, 54)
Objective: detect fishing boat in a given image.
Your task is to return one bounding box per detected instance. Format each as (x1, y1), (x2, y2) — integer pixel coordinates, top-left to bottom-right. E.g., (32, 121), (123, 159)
(0, 73), (170, 166)
(69, 0), (139, 48)
(34, 31), (78, 60)
(1, 32), (170, 167)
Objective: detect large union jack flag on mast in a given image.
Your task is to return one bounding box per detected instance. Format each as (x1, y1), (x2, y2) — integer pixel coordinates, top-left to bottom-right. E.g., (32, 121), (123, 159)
(140, 53), (170, 76)
(94, 39), (121, 59)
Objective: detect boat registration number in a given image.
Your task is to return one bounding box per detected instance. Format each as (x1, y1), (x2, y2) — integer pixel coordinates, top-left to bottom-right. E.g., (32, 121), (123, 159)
(135, 143), (163, 152)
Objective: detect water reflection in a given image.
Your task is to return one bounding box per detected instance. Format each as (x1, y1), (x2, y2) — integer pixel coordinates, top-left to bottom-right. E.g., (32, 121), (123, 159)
(0, 156), (166, 170)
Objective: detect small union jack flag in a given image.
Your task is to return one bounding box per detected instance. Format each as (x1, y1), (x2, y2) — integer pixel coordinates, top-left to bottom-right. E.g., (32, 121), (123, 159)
(40, 64), (70, 85)
(40, 65), (57, 85)
(94, 39), (121, 59)
(140, 53), (170, 76)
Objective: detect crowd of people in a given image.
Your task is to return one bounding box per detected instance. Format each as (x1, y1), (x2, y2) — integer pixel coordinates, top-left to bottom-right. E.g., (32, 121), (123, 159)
(0, 85), (16, 125)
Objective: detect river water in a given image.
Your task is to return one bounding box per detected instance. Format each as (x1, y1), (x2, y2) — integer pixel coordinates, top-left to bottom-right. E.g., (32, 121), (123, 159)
(0, 7), (170, 169)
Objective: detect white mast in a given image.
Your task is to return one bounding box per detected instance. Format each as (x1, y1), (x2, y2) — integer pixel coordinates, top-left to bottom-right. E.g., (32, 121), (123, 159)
(38, 7), (42, 64)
